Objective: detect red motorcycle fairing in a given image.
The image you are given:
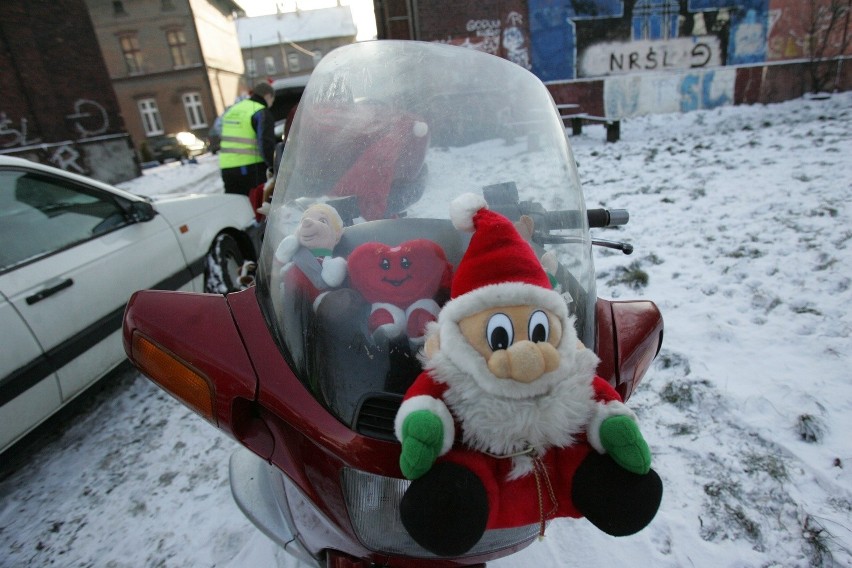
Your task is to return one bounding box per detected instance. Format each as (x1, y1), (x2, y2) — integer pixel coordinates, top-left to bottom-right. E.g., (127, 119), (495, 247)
(123, 286), (662, 566)
(123, 286), (538, 565)
(595, 299), (664, 401)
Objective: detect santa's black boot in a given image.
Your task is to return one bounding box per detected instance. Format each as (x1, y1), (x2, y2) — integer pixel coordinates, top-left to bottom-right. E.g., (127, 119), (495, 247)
(400, 461), (489, 556)
(571, 452), (663, 536)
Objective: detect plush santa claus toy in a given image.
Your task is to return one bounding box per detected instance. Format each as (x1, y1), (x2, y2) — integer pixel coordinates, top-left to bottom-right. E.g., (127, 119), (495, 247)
(394, 193), (663, 556)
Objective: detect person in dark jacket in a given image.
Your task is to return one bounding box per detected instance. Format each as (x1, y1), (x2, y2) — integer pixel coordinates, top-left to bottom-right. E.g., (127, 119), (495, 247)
(219, 82), (277, 196)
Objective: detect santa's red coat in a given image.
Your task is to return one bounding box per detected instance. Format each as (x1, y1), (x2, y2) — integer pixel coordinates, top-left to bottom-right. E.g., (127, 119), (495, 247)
(400, 371), (624, 530)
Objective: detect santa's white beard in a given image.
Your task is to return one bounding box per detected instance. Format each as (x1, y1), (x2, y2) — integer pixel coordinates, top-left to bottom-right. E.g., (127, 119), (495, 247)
(426, 344), (599, 478)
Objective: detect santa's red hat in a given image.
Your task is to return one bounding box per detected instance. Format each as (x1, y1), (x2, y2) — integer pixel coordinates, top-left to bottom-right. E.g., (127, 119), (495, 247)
(438, 193), (568, 325)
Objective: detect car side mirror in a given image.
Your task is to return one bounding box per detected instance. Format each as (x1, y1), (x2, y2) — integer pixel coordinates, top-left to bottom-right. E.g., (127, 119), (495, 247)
(129, 201), (156, 223)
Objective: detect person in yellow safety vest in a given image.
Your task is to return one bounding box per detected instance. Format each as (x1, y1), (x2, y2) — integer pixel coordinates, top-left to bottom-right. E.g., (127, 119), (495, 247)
(219, 82), (277, 196)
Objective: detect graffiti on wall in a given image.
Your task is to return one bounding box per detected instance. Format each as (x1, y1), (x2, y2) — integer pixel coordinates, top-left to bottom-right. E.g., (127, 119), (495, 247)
(503, 12), (532, 70)
(0, 99), (111, 174)
(528, 0), (782, 81)
(604, 67), (736, 116)
(66, 99), (110, 138)
(0, 114), (42, 148)
(581, 36), (723, 75)
(436, 11), (532, 70)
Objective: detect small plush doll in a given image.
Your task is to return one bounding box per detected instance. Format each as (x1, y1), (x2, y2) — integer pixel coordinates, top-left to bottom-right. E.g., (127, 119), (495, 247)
(347, 239), (452, 342)
(274, 203), (348, 310)
(394, 194), (663, 556)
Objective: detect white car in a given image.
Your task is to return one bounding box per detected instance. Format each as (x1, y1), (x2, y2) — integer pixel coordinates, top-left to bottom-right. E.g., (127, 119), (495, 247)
(0, 155), (260, 455)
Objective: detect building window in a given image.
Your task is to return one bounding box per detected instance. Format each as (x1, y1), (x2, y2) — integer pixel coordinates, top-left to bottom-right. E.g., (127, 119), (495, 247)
(120, 34), (143, 74)
(287, 53), (301, 72)
(161, 0), (175, 10)
(245, 58), (257, 79)
(166, 29), (189, 67)
(113, 1), (127, 15)
(138, 98), (164, 136)
(264, 56), (276, 75)
(182, 92), (207, 129)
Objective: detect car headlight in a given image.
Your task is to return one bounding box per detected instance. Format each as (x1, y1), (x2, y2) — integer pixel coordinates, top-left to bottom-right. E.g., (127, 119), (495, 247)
(175, 131), (197, 145)
(341, 467), (539, 558)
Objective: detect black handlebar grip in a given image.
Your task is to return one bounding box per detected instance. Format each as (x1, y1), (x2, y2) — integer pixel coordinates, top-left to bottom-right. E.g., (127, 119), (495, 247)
(586, 209), (609, 228)
(587, 208), (629, 228)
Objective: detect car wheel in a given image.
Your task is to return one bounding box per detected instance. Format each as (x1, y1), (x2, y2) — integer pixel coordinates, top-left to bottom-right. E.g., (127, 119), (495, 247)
(205, 233), (245, 293)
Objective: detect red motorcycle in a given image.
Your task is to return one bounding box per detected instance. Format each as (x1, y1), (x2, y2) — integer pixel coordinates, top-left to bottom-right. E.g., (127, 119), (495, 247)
(123, 41), (662, 567)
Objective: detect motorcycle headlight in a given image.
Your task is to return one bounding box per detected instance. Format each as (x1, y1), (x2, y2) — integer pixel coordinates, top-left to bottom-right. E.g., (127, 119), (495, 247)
(341, 467), (539, 558)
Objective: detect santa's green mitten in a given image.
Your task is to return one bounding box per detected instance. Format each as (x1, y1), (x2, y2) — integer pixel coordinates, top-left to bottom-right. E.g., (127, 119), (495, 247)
(400, 410), (444, 480)
(600, 415), (652, 475)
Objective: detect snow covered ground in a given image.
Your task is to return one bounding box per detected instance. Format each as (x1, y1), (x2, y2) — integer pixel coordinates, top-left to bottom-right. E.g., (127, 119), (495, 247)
(1, 92), (851, 567)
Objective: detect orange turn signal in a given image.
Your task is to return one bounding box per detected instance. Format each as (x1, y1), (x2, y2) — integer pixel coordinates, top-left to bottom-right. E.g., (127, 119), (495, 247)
(131, 332), (216, 424)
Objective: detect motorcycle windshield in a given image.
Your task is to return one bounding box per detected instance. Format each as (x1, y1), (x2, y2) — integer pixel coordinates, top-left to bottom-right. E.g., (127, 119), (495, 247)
(258, 41), (596, 436)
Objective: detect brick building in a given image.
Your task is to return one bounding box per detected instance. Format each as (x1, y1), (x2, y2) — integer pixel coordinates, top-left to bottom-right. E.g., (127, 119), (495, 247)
(0, 0), (138, 184)
(84, 0), (245, 161)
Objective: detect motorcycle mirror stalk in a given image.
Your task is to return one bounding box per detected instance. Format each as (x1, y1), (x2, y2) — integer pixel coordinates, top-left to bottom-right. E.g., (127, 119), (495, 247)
(592, 238), (634, 255)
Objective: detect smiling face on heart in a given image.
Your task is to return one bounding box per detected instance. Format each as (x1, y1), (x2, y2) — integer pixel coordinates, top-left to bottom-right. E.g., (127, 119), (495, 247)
(348, 239), (450, 306)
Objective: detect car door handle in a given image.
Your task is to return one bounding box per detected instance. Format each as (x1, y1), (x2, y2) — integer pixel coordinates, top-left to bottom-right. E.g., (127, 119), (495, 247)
(26, 278), (74, 305)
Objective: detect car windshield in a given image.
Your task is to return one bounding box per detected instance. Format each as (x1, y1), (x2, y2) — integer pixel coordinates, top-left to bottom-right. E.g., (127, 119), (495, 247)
(257, 41), (596, 436)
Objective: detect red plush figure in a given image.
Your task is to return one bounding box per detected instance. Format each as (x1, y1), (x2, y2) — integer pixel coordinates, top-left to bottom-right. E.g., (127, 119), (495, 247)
(347, 239), (452, 341)
(394, 194), (662, 556)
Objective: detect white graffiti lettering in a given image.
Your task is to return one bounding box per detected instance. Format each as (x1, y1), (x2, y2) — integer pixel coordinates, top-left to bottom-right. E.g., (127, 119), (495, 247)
(49, 143), (86, 174)
(0, 113), (43, 148)
(503, 12), (531, 70)
(466, 19), (501, 34)
(1, 99), (109, 149)
(67, 99), (109, 138)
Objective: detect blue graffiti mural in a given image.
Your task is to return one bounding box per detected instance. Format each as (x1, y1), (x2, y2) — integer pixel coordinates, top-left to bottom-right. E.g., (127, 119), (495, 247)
(689, 0), (768, 64)
(528, 1), (577, 81)
(633, 0), (681, 40)
(529, 0), (625, 80)
(679, 70), (732, 111)
(728, 6), (768, 64)
(529, 0), (770, 82)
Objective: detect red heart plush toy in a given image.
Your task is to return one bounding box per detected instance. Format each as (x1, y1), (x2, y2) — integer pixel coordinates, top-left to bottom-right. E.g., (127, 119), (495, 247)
(348, 239), (452, 341)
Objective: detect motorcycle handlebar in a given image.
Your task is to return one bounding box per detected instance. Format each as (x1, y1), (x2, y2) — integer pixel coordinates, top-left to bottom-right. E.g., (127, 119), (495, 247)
(545, 208), (629, 229)
(586, 208), (629, 228)
(481, 183), (628, 230)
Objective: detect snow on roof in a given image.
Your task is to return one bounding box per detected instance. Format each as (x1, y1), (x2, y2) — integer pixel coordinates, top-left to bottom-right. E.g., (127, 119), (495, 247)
(236, 6), (356, 47)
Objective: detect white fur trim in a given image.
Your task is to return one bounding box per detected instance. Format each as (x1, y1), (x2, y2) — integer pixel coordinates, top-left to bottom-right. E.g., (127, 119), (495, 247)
(450, 193), (488, 232)
(313, 291), (329, 312)
(586, 400), (637, 454)
(439, 281), (569, 325)
(394, 395), (456, 456)
(274, 235), (300, 264)
(429, 344), (598, 463)
(321, 256), (347, 287)
(371, 303), (405, 337)
(405, 298), (441, 318)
